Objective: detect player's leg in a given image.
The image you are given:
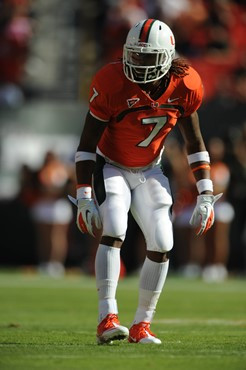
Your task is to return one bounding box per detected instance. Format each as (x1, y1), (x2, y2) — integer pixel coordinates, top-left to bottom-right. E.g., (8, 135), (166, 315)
(93, 161), (131, 343)
(129, 167), (173, 344)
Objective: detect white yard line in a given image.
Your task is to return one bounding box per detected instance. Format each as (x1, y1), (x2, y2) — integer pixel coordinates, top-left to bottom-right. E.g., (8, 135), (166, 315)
(155, 318), (246, 326)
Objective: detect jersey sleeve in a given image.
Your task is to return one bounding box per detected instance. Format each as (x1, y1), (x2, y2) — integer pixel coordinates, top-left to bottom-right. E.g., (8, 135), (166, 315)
(89, 68), (113, 122)
(182, 67), (204, 117)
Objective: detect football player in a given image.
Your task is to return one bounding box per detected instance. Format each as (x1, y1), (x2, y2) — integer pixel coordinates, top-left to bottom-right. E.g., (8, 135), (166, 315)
(73, 19), (222, 344)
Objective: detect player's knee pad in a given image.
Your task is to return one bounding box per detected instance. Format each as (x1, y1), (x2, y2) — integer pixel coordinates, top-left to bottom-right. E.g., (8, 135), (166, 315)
(102, 222), (127, 241)
(101, 206), (128, 241)
(147, 217), (174, 253)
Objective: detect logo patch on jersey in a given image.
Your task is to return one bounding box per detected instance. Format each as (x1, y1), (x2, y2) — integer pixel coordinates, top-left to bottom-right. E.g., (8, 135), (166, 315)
(151, 102), (159, 108)
(127, 98), (140, 108)
(90, 87), (99, 103)
(167, 97), (179, 103)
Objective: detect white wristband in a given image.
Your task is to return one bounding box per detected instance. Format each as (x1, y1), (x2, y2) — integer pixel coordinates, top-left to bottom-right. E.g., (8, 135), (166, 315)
(75, 151), (96, 163)
(76, 186), (92, 199)
(196, 179), (213, 194)
(187, 151), (210, 165)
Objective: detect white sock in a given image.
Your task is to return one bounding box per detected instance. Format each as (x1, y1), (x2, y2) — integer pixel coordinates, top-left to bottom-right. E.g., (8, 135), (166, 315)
(133, 257), (169, 324)
(95, 244), (121, 322)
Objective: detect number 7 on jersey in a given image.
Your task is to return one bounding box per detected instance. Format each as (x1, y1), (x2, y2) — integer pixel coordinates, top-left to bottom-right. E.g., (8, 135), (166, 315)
(137, 116), (168, 147)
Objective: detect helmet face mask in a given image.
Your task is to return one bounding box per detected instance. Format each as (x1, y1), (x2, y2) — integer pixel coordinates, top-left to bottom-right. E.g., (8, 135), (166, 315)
(123, 47), (172, 83)
(123, 20), (175, 84)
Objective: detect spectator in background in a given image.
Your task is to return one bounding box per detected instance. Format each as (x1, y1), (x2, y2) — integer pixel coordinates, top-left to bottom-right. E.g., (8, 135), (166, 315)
(99, 0), (148, 64)
(31, 151), (73, 278)
(166, 136), (234, 281)
(152, 0), (246, 102)
(0, 163), (38, 266)
(17, 163), (40, 208)
(201, 137), (234, 282)
(226, 124), (246, 274)
(165, 137), (202, 277)
(0, 0), (33, 107)
(199, 64), (246, 141)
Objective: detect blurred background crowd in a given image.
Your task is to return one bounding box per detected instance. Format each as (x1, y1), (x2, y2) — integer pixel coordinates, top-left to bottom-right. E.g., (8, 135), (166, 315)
(0, 0), (245, 281)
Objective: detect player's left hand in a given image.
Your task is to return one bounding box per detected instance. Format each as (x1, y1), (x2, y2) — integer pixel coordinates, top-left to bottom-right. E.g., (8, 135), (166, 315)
(189, 193), (223, 236)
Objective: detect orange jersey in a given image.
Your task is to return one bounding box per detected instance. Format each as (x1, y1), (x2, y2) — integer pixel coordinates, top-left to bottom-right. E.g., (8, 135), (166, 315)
(89, 61), (203, 167)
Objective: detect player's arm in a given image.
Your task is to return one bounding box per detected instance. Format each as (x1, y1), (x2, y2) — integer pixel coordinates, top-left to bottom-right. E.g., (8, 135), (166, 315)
(73, 111), (107, 236)
(76, 111), (107, 185)
(177, 111), (210, 191)
(177, 111), (222, 235)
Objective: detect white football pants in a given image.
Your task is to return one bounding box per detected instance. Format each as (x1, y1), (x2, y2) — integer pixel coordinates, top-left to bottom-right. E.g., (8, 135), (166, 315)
(94, 162), (173, 253)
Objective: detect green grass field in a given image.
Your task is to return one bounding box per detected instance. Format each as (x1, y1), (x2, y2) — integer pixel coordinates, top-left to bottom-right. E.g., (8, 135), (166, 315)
(0, 270), (245, 370)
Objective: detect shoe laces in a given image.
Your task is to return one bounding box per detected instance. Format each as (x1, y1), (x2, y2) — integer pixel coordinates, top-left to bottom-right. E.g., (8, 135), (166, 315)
(131, 322), (156, 339)
(98, 314), (120, 333)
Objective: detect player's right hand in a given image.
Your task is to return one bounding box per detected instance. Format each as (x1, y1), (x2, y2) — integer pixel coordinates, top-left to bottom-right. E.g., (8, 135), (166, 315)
(77, 198), (102, 237)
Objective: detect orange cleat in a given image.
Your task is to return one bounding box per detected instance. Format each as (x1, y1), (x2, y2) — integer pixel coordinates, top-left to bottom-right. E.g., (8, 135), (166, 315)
(97, 314), (129, 344)
(129, 322), (162, 344)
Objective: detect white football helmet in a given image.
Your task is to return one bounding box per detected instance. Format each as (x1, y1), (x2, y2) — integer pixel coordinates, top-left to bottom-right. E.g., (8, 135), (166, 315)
(123, 19), (175, 84)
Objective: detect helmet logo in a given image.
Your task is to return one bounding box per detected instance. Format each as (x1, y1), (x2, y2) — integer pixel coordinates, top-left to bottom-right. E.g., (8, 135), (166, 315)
(170, 35), (175, 46)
